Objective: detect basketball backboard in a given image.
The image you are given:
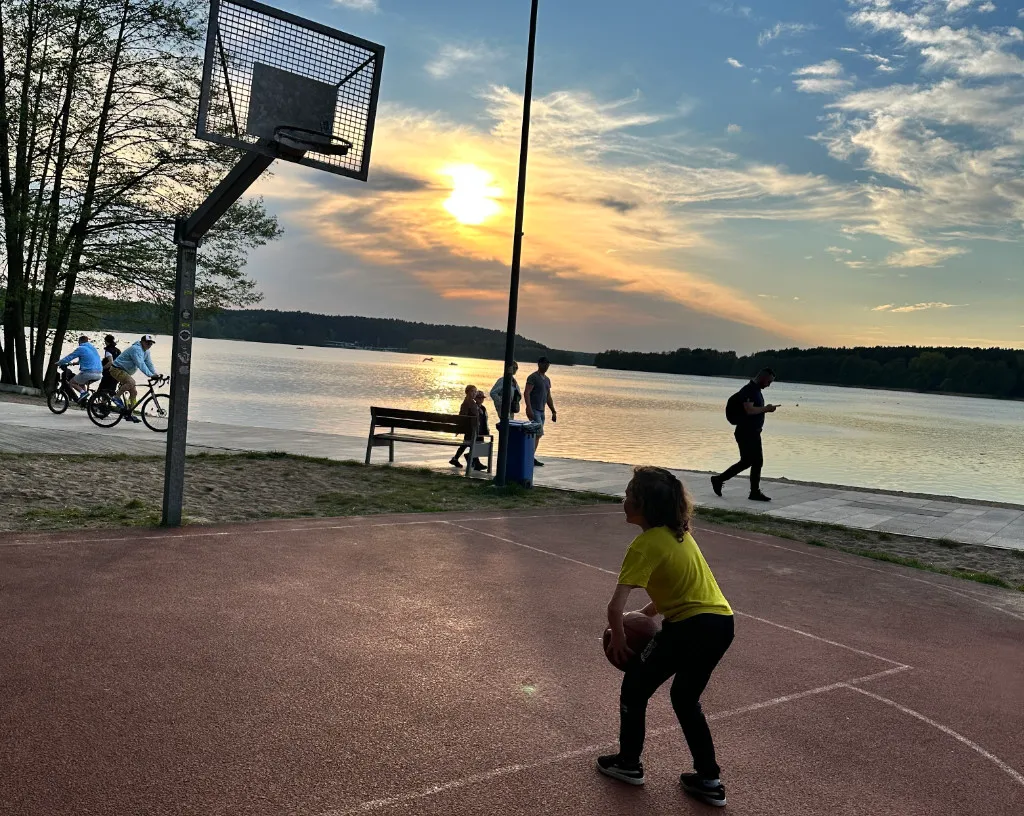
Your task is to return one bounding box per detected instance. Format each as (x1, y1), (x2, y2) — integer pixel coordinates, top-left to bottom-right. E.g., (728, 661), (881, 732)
(197, 0), (384, 180)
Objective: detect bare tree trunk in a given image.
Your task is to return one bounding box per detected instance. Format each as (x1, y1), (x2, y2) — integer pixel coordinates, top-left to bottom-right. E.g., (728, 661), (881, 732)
(32, 0), (87, 387)
(50, 0), (130, 379)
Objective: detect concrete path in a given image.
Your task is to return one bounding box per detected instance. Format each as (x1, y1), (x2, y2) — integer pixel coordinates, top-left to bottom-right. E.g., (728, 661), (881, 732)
(2, 400), (1022, 551)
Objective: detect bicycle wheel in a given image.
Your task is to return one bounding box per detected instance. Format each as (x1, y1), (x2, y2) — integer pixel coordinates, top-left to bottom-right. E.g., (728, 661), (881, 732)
(140, 393), (171, 432)
(47, 388), (69, 414)
(87, 391), (123, 428)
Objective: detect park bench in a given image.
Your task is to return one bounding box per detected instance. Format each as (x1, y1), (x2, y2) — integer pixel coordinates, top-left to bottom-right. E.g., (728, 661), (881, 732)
(365, 407), (493, 475)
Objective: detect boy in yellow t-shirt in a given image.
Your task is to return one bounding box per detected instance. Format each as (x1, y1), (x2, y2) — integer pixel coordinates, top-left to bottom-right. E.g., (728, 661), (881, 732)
(598, 466), (735, 808)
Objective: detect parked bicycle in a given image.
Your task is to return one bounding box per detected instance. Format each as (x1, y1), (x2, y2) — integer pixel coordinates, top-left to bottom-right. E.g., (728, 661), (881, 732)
(87, 375), (171, 432)
(47, 365), (98, 414)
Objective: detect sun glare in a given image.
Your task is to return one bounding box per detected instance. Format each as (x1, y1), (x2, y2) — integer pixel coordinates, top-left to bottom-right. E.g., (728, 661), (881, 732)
(442, 164), (501, 226)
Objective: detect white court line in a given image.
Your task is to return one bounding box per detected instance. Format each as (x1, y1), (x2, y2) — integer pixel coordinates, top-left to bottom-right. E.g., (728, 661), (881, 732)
(707, 527), (1024, 623)
(844, 685), (1024, 787)
(446, 522), (909, 668)
(0, 510), (620, 549)
(315, 666), (912, 816)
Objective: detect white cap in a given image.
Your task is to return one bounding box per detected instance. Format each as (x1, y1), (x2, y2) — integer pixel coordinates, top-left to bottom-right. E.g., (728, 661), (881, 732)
(141, 334), (155, 342)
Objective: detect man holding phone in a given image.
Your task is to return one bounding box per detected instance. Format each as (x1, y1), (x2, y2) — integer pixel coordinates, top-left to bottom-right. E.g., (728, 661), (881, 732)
(712, 368), (778, 502)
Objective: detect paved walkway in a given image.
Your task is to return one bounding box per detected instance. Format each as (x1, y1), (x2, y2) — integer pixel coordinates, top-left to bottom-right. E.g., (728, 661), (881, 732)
(2, 400), (1022, 550)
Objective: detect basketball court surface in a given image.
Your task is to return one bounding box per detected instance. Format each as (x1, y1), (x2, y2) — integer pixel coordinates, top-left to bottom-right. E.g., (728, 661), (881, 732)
(2, 507), (1022, 815)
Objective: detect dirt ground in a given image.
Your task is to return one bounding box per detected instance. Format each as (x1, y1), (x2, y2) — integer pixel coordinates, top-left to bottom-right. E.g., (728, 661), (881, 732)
(2, 450), (1021, 592)
(0, 452), (616, 530)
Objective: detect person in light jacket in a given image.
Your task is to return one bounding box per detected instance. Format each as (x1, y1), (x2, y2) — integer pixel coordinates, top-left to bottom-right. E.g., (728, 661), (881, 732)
(108, 334), (162, 423)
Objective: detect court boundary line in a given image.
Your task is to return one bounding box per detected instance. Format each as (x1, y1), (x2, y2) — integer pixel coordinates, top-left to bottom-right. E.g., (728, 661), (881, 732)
(445, 522), (910, 668)
(843, 685), (1024, 787)
(315, 666), (912, 816)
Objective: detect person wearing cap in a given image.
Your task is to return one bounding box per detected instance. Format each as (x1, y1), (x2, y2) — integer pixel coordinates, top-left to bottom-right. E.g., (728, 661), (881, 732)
(97, 335), (122, 395)
(489, 361), (522, 418)
(56, 335), (103, 403)
(109, 335), (161, 423)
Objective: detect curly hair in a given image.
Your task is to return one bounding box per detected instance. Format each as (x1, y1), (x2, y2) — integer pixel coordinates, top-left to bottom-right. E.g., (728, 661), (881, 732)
(627, 466), (694, 541)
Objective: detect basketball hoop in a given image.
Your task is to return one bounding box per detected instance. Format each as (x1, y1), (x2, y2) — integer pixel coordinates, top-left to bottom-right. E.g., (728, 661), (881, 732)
(273, 125), (352, 157)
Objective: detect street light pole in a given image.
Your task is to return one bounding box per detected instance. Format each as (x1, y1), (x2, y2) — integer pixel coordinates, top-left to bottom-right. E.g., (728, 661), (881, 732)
(495, 0), (540, 487)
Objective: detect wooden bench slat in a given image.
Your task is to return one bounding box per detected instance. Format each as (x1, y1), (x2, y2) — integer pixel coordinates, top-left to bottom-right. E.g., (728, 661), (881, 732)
(371, 406), (467, 424)
(375, 418), (471, 435)
(372, 433), (492, 447)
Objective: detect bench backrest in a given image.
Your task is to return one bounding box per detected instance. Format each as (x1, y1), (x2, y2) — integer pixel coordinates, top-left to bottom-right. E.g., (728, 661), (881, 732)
(370, 406), (476, 435)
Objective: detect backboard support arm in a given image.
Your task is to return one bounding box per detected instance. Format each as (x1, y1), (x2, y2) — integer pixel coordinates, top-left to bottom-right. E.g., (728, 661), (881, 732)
(161, 148), (276, 526)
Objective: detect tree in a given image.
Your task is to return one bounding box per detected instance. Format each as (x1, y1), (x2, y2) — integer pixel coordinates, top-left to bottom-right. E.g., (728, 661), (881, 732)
(0, 0), (279, 387)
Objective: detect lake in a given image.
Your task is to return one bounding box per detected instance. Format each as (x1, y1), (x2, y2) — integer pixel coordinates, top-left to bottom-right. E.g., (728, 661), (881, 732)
(60, 335), (1024, 504)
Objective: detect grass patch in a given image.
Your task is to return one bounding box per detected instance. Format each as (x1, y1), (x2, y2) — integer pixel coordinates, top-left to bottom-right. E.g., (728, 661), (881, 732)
(694, 504), (1023, 594)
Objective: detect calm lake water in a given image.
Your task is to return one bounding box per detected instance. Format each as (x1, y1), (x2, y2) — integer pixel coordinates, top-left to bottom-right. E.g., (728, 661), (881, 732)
(62, 335), (1024, 504)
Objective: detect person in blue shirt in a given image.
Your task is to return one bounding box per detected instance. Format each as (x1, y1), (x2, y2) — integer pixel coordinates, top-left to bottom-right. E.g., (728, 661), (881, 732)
(108, 335), (162, 423)
(56, 335), (103, 403)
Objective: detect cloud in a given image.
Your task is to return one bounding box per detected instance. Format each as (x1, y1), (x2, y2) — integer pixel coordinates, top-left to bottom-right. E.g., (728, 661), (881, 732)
(885, 245), (968, 266)
(794, 59), (845, 77)
(726, 123), (743, 134)
(426, 43), (491, 79)
(873, 302), (963, 312)
(333, 0), (379, 11)
(826, 245), (853, 255)
(795, 78), (855, 93)
(759, 22), (817, 46)
(726, 57), (745, 68)
(709, 1), (754, 19)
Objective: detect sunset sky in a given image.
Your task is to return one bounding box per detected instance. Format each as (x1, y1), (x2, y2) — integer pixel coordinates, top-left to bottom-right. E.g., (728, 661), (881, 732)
(243, 0), (1024, 353)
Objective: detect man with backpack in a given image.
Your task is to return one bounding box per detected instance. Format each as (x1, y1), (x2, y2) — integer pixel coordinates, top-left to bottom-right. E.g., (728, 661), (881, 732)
(712, 368), (778, 502)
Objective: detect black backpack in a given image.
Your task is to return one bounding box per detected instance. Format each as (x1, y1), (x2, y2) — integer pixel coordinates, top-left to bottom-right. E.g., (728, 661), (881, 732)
(725, 389), (745, 425)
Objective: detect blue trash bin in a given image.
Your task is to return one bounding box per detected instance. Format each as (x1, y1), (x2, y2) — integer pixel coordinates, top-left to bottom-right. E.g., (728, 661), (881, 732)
(505, 419), (538, 487)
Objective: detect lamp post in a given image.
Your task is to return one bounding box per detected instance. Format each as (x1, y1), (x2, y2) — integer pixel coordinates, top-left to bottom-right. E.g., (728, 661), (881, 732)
(495, 0), (540, 487)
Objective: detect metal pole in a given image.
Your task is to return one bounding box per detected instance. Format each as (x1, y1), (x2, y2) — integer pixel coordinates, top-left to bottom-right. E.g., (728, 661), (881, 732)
(495, 0), (540, 487)
(162, 219), (197, 526)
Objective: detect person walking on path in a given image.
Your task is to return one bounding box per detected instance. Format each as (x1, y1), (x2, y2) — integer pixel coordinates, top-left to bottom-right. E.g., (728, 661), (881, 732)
(711, 368), (778, 502)
(597, 466), (734, 808)
(524, 356), (557, 467)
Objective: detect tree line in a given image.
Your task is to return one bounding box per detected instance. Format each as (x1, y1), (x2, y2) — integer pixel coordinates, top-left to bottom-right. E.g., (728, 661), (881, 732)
(594, 347), (1024, 399)
(0, 0), (276, 389)
(4, 292), (589, 365)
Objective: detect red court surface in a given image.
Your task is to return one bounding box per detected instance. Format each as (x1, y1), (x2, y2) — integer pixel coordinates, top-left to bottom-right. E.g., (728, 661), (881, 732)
(2, 507), (1023, 815)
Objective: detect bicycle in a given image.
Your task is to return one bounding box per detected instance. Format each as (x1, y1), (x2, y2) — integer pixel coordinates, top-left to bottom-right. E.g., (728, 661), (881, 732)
(87, 375), (172, 432)
(47, 365), (98, 414)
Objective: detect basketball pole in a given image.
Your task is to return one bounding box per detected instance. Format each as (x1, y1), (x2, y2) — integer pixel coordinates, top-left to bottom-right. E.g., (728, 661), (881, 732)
(162, 150), (275, 526)
(495, 0), (540, 488)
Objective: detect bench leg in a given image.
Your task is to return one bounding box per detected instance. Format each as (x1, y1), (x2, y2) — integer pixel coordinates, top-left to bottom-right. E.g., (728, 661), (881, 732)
(365, 432), (374, 465)
(388, 441), (394, 463)
(487, 439), (493, 473)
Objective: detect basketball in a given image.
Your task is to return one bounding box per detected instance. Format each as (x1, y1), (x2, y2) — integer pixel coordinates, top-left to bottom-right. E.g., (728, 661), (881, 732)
(602, 611), (661, 671)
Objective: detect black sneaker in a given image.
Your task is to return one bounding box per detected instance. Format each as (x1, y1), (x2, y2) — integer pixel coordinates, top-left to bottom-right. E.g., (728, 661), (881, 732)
(680, 773), (726, 807)
(448, 457), (463, 469)
(596, 754), (644, 786)
(711, 476), (723, 497)
(534, 459), (545, 467)
(749, 491), (771, 502)
(126, 415), (142, 424)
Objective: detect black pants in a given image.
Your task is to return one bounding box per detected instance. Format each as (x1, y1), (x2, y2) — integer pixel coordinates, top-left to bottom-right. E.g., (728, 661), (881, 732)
(719, 428), (763, 493)
(619, 613), (734, 779)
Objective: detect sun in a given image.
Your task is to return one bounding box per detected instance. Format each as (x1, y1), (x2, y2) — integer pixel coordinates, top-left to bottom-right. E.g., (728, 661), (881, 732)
(442, 164), (502, 226)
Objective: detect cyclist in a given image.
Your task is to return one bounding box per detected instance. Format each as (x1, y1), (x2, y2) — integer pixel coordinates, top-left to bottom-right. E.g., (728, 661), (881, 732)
(108, 334), (162, 423)
(56, 335), (103, 404)
(97, 334), (122, 396)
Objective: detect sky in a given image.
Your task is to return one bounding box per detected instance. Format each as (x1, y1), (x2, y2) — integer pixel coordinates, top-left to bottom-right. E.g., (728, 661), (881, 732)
(239, 0), (1024, 353)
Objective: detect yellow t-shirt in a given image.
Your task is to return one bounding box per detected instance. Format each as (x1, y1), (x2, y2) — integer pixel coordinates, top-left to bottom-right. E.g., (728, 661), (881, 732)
(617, 527), (732, 623)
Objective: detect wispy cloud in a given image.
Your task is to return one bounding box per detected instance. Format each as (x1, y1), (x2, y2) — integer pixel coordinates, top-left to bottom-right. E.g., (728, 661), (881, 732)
(758, 22), (816, 46)
(726, 57), (745, 68)
(885, 246), (968, 267)
(794, 60), (845, 77)
(426, 43), (491, 79)
(726, 123), (743, 134)
(709, 1), (754, 19)
(795, 78), (854, 93)
(873, 302), (963, 313)
(333, 0), (379, 11)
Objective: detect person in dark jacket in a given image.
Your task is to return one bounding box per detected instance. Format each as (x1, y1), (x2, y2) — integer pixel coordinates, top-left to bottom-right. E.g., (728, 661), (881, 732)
(98, 335), (121, 395)
(711, 368), (778, 502)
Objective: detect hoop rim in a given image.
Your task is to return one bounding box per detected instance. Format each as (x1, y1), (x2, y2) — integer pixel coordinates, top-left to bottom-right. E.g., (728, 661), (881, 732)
(273, 125), (353, 157)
